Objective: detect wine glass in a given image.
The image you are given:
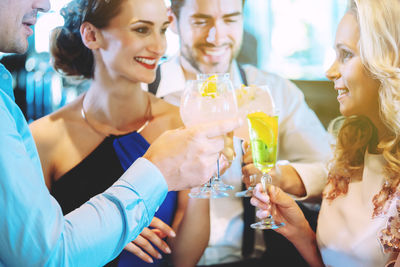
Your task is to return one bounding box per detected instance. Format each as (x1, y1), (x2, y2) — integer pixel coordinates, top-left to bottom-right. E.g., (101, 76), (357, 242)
(246, 111), (284, 229)
(180, 73), (238, 198)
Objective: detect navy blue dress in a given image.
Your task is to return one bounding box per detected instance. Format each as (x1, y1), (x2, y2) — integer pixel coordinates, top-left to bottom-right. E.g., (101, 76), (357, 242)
(52, 132), (178, 267)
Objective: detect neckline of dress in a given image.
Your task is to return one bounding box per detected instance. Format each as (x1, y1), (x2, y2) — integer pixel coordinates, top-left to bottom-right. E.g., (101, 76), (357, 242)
(80, 92), (153, 137)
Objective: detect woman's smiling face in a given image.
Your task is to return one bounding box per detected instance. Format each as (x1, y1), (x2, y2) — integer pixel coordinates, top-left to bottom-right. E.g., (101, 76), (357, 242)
(97, 0), (170, 84)
(326, 12), (380, 121)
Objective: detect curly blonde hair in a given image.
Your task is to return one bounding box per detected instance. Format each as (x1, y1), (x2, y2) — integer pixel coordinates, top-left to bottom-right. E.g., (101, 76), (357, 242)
(324, 0), (400, 218)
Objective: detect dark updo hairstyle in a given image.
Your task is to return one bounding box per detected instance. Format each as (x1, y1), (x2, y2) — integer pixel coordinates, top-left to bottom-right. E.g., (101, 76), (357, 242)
(51, 0), (123, 78)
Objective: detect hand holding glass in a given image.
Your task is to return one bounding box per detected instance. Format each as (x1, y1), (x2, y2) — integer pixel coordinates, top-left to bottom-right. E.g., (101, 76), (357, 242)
(235, 85), (275, 198)
(180, 73), (238, 198)
(247, 111), (284, 229)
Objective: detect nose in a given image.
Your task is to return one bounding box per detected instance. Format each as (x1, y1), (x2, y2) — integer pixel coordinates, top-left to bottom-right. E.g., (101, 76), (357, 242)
(34, 0), (51, 13)
(206, 21), (226, 46)
(148, 32), (166, 56)
(325, 60), (340, 81)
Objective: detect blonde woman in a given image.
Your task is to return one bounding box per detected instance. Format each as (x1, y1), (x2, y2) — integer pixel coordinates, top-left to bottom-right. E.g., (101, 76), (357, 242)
(250, 0), (400, 266)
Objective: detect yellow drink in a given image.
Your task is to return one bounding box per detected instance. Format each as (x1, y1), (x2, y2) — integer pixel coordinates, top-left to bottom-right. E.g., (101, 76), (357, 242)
(247, 112), (278, 173)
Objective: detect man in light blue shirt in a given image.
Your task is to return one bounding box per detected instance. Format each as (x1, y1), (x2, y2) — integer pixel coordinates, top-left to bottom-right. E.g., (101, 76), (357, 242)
(0, 0), (239, 266)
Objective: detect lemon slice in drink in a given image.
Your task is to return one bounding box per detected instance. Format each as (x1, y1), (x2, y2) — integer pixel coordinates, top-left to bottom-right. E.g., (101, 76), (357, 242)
(200, 75), (218, 98)
(247, 111), (278, 145)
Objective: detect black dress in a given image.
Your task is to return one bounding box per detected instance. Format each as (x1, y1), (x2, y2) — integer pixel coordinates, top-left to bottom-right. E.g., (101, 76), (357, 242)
(51, 132), (178, 267)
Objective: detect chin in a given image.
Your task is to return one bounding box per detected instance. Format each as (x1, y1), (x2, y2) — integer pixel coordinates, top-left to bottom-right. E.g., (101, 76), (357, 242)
(8, 39), (28, 54)
(339, 108), (354, 117)
(201, 64), (229, 74)
(140, 75), (157, 85)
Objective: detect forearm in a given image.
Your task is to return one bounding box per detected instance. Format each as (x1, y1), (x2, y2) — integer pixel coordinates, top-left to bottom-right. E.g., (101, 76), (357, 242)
(388, 253), (400, 267)
(289, 225), (324, 267)
(290, 162), (329, 202)
(1, 146), (167, 266)
(170, 197), (210, 267)
(276, 164), (306, 197)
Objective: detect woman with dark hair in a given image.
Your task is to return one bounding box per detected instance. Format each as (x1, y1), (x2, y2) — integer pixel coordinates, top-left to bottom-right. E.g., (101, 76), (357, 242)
(250, 0), (400, 266)
(30, 0), (198, 266)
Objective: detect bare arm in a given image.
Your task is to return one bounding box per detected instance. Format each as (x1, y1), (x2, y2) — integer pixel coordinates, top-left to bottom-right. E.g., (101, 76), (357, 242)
(169, 191), (210, 267)
(29, 118), (56, 189)
(388, 253), (400, 267)
(395, 255), (400, 267)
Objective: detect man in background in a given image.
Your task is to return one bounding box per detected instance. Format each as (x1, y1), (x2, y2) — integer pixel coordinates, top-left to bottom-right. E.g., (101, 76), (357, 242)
(146, 0), (332, 266)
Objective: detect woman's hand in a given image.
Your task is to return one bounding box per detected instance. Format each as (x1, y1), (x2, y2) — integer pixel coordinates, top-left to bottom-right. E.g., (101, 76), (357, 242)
(251, 184), (324, 267)
(250, 184), (310, 241)
(124, 217), (176, 263)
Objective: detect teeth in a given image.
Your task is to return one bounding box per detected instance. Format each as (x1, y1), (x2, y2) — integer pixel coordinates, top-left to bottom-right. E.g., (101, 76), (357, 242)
(338, 89), (348, 96)
(204, 49), (226, 56)
(135, 57), (156, 65)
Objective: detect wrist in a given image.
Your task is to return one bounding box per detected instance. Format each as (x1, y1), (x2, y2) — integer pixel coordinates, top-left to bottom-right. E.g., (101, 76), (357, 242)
(289, 220), (315, 247)
(278, 164), (306, 197)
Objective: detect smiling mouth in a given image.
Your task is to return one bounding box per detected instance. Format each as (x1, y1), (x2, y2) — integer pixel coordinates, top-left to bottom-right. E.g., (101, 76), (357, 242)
(203, 48), (228, 57)
(338, 89), (349, 96)
(134, 57), (157, 69)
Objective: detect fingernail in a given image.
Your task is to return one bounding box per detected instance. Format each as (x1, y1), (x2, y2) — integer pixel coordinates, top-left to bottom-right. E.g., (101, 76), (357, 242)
(158, 253), (163, 259)
(165, 247), (172, 254)
(148, 258), (154, 263)
(170, 230), (176, 237)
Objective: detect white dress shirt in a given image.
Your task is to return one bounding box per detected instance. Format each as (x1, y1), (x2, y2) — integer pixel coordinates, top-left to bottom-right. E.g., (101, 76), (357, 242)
(144, 54), (332, 265)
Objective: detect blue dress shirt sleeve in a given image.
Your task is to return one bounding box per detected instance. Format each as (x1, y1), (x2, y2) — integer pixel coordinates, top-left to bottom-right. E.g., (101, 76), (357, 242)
(0, 70), (168, 266)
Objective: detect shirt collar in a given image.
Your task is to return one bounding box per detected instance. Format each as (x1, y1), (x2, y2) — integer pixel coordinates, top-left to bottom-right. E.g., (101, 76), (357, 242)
(0, 63), (15, 101)
(157, 54), (187, 97)
(157, 55), (244, 97)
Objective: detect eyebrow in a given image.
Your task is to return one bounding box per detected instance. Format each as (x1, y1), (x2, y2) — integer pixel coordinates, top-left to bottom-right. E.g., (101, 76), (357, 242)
(335, 43), (351, 51)
(191, 12), (242, 19)
(131, 20), (170, 26)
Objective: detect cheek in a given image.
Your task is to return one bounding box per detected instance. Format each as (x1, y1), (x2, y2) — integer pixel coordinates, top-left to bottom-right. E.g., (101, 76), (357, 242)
(341, 61), (363, 91)
(192, 29), (208, 44)
(229, 23), (243, 38)
(160, 37), (167, 53)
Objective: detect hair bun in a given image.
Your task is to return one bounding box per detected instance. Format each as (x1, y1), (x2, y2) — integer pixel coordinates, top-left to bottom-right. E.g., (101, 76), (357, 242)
(50, 25), (94, 78)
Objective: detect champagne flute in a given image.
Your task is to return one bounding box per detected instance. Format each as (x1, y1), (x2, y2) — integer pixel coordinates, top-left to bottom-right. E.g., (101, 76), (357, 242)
(235, 85), (275, 198)
(180, 73), (238, 198)
(247, 111), (284, 229)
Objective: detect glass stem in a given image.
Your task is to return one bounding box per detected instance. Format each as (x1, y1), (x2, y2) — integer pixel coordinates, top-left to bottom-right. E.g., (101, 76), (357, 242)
(214, 158), (221, 182)
(261, 172), (274, 223)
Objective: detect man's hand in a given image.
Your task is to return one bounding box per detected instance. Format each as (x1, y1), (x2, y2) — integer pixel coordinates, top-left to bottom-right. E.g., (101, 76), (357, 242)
(144, 118), (241, 191)
(218, 131), (236, 176)
(241, 142), (306, 197)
